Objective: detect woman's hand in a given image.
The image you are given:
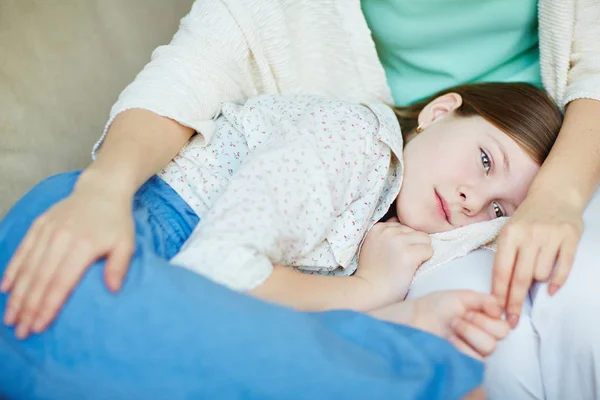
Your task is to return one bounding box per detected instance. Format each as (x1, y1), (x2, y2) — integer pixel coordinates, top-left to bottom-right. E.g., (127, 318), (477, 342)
(492, 193), (583, 328)
(356, 219), (433, 305)
(370, 290), (508, 361)
(1, 177), (135, 339)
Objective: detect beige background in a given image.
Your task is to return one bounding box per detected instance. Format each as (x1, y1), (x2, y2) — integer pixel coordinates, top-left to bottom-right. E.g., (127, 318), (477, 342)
(0, 0), (194, 216)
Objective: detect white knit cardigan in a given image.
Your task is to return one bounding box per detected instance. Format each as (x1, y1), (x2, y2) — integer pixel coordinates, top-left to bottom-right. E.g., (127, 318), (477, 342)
(93, 0), (600, 154)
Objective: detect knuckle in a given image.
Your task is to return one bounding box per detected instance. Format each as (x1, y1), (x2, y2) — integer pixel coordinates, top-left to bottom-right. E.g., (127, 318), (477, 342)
(534, 269), (551, 281)
(493, 267), (511, 282)
(483, 341), (497, 356)
(512, 276), (529, 289)
(416, 232), (431, 242)
(560, 222), (581, 237)
(552, 274), (568, 286)
(74, 238), (94, 255)
(33, 214), (49, 229)
(20, 304), (38, 321)
(45, 291), (65, 314)
(507, 302), (522, 315)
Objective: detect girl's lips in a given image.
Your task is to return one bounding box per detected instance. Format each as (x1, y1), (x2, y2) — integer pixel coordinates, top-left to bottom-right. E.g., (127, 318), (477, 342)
(435, 190), (452, 224)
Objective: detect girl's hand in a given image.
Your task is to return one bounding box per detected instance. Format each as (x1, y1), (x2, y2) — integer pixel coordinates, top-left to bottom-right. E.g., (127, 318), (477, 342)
(371, 290), (508, 361)
(492, 193), (583, 329)
(1, 180), (135, 339)
(356, 219), (433, 305)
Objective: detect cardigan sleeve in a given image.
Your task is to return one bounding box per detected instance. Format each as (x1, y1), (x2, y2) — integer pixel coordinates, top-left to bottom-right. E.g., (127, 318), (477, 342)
(92, 0), (263, 158)
(563, 0), (600, 106)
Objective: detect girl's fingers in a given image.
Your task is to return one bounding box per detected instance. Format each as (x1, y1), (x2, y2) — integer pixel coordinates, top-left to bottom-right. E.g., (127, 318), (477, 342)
(448, 334), (484, 361)
(464, 312), (510, 340)
(411, 243), (434, 264)
(451, 317), (499, 358)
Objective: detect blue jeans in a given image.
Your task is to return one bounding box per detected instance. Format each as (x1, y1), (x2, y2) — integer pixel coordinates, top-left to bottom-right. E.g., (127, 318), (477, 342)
(0, 172), (482, 399)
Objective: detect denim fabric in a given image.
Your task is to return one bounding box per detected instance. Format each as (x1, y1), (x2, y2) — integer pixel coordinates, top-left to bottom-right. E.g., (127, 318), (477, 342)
(0, 171), (482, 399)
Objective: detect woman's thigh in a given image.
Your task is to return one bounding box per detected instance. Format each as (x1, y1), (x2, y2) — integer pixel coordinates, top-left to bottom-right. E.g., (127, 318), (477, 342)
(0, 175), (484, 399)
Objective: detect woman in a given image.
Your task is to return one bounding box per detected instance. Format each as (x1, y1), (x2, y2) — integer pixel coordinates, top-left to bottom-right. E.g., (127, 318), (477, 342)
(2, 0), (598, 398)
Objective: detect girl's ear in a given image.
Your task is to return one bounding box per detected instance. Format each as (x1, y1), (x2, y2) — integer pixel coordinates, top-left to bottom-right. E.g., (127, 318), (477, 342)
(417, 93), (463, 129)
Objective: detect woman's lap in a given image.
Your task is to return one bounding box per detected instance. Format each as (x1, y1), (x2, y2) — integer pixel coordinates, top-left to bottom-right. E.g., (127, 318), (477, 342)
(0, 172), (483, 400)
(408, 187), (600, 399)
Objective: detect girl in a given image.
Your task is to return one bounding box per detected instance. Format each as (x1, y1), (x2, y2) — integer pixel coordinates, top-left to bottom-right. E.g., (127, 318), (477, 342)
(2, 82), (561, 340)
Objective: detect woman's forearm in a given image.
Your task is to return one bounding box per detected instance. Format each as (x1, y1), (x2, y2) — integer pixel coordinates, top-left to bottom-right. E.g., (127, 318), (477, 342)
(529, 98), (600, 208)
(76, 109), (194, 199)
(249, 265), (381, 312)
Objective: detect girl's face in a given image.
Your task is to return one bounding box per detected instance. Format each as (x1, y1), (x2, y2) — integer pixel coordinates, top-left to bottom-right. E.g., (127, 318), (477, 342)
(396, 93), (540, 234)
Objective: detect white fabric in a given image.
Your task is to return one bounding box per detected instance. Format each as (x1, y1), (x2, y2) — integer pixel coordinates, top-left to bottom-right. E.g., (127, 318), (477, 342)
(408, 187), (600, 400)
(169, 94), (405, 290)
(414, 217), (508, 284)
(92, 0), (600, 159)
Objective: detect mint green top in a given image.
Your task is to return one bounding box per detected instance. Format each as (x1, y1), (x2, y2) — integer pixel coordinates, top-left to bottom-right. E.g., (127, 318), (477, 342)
(361, 0), (542, 106)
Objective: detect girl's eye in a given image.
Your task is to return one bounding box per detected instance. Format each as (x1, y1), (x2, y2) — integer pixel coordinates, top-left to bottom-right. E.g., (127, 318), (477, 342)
(480, 149), (491, 174)
(493, 202), (504, 218)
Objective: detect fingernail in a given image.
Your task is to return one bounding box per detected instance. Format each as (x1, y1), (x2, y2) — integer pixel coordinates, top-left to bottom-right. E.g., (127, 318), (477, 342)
(4, 308), (17, 326)
(508, 314), (519, 329)
(465, 312), (475, 321)
(451, 317), (461, 329)
(15, 324), (29, 340)
(548, 284), (560, 296)
(32, 317), (46, 333)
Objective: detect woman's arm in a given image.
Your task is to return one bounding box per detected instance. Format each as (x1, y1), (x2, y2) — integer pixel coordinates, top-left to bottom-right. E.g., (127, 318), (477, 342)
(2, 0), (261, 338)
(491, 0), (600, 327)
(80, 109), (194, 197)
(529, 99), (600, 210)
(493, 98), (600, 327)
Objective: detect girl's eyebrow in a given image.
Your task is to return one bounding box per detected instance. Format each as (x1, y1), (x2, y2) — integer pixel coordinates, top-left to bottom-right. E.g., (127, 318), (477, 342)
(489, 136), (511, 175)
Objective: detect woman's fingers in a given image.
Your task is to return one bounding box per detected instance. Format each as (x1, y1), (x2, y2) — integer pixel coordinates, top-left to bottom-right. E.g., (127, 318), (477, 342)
(4, 224), (54, 327)
(549, 237), (578, 295)
(505, 246), (538, 329)
(15, 230), (73, 337)
(491, 230), (519, 309)
(30, 245), (95, 334)
(104, 238), (135, 292)
(533, 237), (559, 282)
(0, 219), (43, 293)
